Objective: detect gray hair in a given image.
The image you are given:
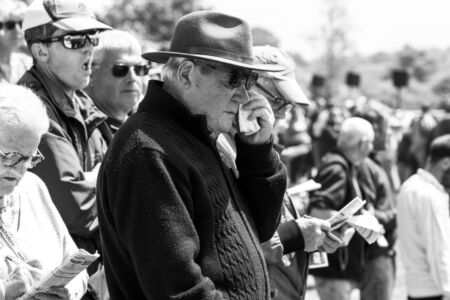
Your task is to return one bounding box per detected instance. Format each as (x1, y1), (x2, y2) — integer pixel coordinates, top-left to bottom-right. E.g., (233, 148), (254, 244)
(337, 117), (374, 149)
(93, 30), (142, 64)
(0, 0), (27, 21)
(0, 83), (49, 137)
(161, 57), (191, 83)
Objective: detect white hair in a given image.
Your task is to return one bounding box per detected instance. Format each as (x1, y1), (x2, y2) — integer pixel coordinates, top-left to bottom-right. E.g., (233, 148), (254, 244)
(93, 30), (142, 64)
(0, 0), (27, 20)
(161, 57), (190, 83)
(0, 83), (49, 137)
(337, 117), (374, 149)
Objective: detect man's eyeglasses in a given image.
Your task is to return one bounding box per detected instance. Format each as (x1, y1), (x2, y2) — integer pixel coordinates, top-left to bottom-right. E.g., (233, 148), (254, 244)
(0, 20), (22, 31)
(194, 60), (259, 90)
(0, 149), (44, 169)
(40, 32), (99, 50)
(255, 82), (295, 111)
(111, 64), (150, 77)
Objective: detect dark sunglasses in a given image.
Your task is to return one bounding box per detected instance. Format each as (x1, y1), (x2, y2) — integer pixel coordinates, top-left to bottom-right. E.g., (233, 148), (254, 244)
(40, 32), (99, 50)
(195, 60), (259, 90)
(0, 149), (44, 169)
(111, 64), (150, 77)
(255, 82), (294, 111)
(0, 20), (22, 31)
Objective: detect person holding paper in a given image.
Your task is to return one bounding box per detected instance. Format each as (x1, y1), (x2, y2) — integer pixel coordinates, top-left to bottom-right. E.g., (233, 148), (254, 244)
(0, 83), (88, 299)
(308, 117), (395, 300)
(397, 134), (450, 300)
(217, 46), (345, 300)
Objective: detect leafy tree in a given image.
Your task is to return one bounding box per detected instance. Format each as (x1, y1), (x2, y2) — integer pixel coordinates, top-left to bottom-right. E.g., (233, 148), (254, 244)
(397, 46), (438, 82)
(100, 0), (208, 45)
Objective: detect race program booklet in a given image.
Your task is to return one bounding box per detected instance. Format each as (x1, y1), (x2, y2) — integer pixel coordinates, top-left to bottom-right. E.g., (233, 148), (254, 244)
(19, 249), (99, 299)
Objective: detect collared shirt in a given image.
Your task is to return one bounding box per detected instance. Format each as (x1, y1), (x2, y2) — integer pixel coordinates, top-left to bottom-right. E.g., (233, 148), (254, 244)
(397, 169), (450, 298)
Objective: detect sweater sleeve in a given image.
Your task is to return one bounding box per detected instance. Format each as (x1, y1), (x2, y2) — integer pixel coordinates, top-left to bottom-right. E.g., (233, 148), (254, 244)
(34, 173), (88, 300)
(234, 136), (287, 242)
(102, 147), (224, 299)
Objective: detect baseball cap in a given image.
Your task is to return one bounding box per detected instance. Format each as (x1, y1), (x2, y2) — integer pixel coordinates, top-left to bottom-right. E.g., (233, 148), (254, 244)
(253, 45), (310, 106)
(22, 0), (111, 32)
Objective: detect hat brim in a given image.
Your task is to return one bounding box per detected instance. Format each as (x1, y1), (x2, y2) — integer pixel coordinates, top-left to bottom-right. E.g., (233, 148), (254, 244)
(272, 76), (310, 106)
(142, 51), (285, 72)
(53, 17), (112, 32)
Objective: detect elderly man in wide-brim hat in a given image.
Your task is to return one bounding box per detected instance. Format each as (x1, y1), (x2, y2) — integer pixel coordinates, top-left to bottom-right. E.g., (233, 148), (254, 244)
(97, 11), (288, 299)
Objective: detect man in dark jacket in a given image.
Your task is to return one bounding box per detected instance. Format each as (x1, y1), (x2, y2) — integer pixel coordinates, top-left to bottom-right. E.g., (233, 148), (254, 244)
(97, 12), (287, 299)
(18, 0), (111, 257)
(309, 117), (396, 300)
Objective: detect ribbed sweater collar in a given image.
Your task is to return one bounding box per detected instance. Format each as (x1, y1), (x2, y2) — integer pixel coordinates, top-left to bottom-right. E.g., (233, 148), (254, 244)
(138, 80), (212, 143)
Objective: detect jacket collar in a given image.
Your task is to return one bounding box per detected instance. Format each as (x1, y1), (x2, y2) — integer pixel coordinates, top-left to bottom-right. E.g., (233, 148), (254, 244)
(19, 66), (107, 135)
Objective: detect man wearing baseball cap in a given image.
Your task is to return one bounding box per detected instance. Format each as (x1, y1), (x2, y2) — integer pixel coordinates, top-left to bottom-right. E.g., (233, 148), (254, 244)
(18, 0), (111, 281)
(97, 11), (287, 299)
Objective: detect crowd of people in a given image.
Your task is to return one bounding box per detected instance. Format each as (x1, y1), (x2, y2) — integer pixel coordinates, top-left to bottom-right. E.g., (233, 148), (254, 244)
(0, 0), (449, 299)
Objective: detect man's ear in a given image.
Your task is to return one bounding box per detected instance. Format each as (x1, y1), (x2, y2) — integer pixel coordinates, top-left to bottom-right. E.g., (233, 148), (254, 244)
(441, 157), (450, 169)
(178, 60), (195, 89)
(30, 43), (50, 63)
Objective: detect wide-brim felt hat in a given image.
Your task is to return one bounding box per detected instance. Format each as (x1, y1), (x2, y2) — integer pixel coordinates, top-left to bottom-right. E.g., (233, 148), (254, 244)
(142, 11), (285, 72)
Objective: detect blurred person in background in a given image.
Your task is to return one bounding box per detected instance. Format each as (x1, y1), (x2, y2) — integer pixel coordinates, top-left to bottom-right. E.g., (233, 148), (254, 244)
(0, 83), (88, 300)
(353, 105), (397, 300)
(310, 104), (348, 168)
(18, 0), (111, 287)
(308, 117), (385, 300)
(0, 0), (31, 83)
(86, 29), (147, 140)
(397, 103), (437, 182)
(397, 134), (450, 300)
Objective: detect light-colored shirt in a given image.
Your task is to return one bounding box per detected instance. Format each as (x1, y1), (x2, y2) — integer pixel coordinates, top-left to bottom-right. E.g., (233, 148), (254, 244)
(397, 169), (450, 298)
(0, 172), (87, 299)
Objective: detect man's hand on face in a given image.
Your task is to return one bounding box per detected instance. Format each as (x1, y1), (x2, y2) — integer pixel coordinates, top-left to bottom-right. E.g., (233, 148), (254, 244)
(237, 90), (275, 145)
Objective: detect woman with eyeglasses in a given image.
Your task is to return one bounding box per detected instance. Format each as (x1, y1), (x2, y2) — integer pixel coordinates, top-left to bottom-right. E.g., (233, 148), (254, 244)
(0, 83), (88, 300)
(0, 0), (32, 83)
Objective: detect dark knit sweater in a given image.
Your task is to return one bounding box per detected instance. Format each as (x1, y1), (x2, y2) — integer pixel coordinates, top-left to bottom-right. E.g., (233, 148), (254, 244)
(97, 81), (287, 299)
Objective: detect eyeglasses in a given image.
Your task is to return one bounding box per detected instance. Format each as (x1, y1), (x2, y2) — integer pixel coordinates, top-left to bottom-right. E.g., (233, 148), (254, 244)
(0, 149), (44, 169)
(40, 32), (99, 49)
(0, 20), (22, 31)
(194, 60), (259, 90)
(255, 82), (295, 111)
(111, 64), (150, 77)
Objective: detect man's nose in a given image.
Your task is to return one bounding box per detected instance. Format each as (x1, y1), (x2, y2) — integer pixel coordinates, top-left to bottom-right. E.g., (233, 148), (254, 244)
(233, 86), (250, 104)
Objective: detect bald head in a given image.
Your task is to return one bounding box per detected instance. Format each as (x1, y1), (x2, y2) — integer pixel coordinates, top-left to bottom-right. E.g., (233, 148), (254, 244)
(337, 117), (374, 162)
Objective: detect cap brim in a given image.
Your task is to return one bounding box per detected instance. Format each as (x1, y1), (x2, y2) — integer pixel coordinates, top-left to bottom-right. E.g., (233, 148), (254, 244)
(272, 76), (310, 106)
(142, 51), (285, 72)
(53, 17), (112, 32)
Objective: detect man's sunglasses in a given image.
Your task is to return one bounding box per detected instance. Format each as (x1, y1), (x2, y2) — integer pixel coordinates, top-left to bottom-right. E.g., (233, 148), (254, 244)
(0, 149), (44, 169)
(0, 20), (22, 31)
(255, 82), (294, 111)
(40, 32), (99, 50)
(111, 64), (150, 77)
(194, 60), (259, 90)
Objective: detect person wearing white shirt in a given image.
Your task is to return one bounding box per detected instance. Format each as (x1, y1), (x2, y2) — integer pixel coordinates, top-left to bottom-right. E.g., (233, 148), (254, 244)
(397, 134), (450, 300)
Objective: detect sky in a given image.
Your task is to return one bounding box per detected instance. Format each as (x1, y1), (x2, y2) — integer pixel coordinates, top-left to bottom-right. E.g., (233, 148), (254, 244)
(91, 0), (450, 60)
